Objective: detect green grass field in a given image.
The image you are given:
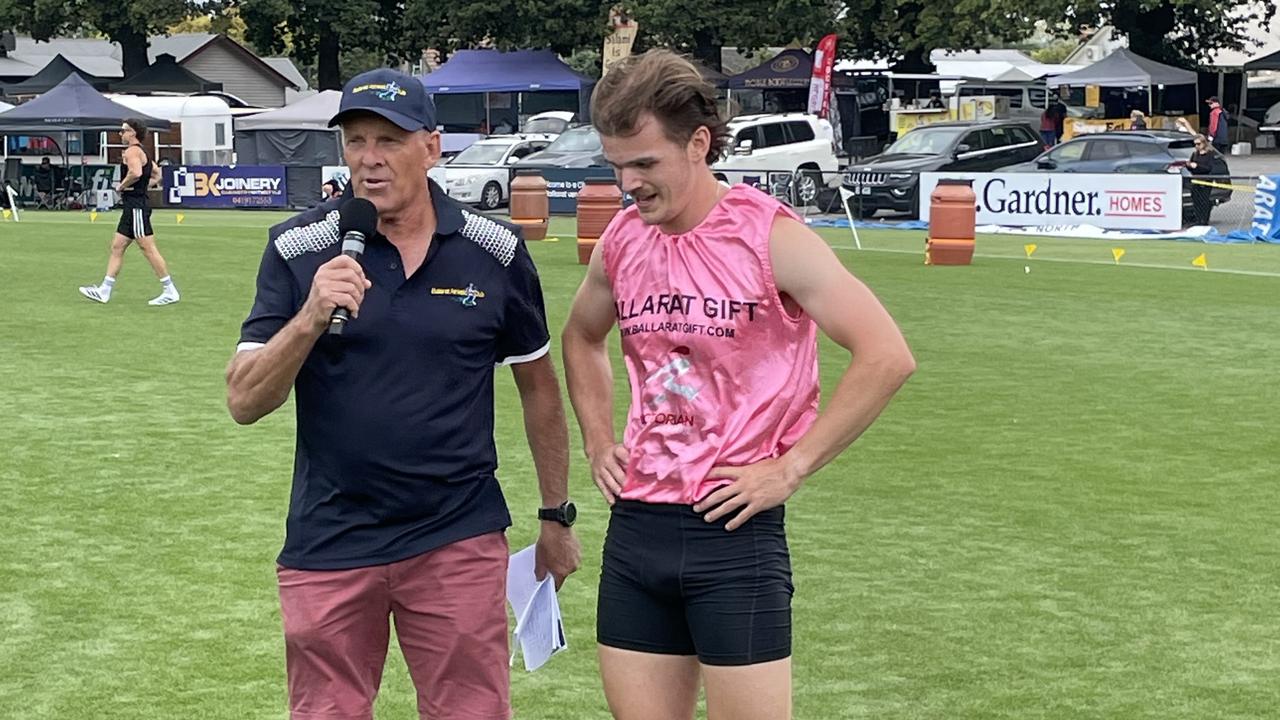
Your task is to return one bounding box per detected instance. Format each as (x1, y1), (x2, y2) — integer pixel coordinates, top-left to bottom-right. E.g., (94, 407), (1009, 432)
(2, 208), (1279, 719)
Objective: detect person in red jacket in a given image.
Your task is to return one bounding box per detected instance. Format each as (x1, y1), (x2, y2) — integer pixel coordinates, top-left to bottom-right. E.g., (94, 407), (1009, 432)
(1206, 97), (1229, 153)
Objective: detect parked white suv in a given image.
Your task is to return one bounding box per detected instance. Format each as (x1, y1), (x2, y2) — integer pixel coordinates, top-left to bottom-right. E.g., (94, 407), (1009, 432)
(712, 113), (839, 205)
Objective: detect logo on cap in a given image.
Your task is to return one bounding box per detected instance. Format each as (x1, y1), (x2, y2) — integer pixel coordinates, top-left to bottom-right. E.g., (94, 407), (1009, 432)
(352, 81), (406, 102)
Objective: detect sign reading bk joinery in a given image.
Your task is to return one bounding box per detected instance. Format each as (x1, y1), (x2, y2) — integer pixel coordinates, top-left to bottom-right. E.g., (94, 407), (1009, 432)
(920, 173), (1183, 231)
(164, 166), (288, 208)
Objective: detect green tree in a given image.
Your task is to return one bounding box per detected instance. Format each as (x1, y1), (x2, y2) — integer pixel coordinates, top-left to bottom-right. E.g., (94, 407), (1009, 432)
(168, 5), (250, 47)
(624, 0), (838, 70)
(836, 0), (1035, 71)
(1019, 0), (1276, 67)
(237, 0), (395, 90)
(0, 0), (191, 77)
(392, 0), (609, 62)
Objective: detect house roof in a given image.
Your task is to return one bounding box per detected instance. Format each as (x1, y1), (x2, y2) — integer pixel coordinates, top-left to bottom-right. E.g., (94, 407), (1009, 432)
(153, 34), (298, 89)
(262, 57), (308, 91)
(0, 55), (37, 76)
(929, 49), (1039, 67)
(3, 33), (296, 89)
(147, 33), (216, 63)
(12, 36), (123, 77)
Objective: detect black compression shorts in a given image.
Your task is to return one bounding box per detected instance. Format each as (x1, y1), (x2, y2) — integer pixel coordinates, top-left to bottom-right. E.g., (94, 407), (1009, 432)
(597, 500), (793, 666)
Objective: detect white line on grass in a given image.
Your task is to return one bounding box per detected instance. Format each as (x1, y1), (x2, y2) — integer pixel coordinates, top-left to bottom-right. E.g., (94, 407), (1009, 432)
(827, 244), (1280, 278)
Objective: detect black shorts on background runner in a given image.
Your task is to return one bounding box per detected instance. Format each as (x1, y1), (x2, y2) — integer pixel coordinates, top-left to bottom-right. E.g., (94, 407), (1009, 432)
(117, 201), (153, 239)
(597, 500), (793, 666)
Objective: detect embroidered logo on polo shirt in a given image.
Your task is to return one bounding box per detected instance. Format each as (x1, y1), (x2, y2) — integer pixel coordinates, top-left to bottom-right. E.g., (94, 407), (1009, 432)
(431, 283), (486, 307)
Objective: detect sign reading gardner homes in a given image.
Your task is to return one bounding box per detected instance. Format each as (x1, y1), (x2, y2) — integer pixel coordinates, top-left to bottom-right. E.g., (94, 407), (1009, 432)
(920, 172), (1184, 231)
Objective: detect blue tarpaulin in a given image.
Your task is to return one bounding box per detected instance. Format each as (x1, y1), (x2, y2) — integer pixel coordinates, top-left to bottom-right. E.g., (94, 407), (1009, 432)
(419, 50), (592, 94)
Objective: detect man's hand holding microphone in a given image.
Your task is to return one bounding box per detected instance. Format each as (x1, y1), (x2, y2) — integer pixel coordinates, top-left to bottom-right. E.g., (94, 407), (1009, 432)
(301, 198), (378, 336)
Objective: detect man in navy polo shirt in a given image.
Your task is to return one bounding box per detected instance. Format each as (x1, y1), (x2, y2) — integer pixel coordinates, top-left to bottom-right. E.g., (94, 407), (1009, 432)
(225, 68), (580, 720)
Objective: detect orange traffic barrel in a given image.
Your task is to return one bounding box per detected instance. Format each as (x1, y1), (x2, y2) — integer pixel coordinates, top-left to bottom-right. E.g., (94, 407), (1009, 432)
(926, 178), (976, 265)
(509, 169), (549, 241)
(576, 178), (622, 265)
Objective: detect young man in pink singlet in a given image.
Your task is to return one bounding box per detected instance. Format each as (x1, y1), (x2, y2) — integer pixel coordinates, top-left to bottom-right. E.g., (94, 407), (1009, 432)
(561, 50), (916, 720)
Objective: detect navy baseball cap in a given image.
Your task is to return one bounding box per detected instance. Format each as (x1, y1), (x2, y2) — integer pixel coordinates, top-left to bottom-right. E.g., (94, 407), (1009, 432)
(329, 68), (436, 132)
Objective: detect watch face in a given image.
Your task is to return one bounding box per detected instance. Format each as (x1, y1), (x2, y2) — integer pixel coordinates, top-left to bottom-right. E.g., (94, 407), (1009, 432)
(562, 501), (577, 525)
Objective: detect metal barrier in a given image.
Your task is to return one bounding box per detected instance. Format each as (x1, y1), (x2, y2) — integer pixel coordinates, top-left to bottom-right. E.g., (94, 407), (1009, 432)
(1187, 175), (1260, 233)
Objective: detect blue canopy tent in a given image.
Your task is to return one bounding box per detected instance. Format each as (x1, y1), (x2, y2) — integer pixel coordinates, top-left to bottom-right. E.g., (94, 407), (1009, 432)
(419, 50), (594, 132)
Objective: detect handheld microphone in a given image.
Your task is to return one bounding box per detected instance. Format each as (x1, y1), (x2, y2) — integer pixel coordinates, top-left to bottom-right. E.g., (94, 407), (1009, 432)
(328, 197), (379, 336)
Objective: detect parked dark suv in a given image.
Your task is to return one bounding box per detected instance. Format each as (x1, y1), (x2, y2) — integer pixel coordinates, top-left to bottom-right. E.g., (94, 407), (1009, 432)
(842, 120), (1044, 218)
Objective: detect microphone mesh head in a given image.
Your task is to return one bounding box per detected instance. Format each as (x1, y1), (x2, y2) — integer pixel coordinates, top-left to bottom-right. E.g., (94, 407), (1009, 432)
(338, 197), (378, 236)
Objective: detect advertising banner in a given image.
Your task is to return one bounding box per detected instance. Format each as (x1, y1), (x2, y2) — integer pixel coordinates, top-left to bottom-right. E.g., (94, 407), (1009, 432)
(602, 8), (639, 77)
(808, 34), (837, 118)
(541, 168), (619, 214)
(1252, 175), (1280, 242)
(164, 165), (287, 208)
(920, 172), (1183, 231)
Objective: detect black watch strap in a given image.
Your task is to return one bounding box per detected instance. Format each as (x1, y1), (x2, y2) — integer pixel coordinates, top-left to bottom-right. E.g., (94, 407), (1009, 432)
(538, 500), (576, 527)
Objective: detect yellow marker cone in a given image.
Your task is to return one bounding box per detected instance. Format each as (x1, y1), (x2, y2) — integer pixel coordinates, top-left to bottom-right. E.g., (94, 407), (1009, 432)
(1, 208), (10, 220)
(1024, 243), (1037, 258)
(1112, 248), (1125, 264)
(90, 211), (98, 223)
(1192, 252), (1207, 269)
(543, 236), (560, 242)
(176, 213), (185, 224)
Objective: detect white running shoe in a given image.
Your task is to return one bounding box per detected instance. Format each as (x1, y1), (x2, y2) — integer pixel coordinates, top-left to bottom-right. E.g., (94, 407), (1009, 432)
(78, 285), (109, 303)
(148, 289), (181, 306)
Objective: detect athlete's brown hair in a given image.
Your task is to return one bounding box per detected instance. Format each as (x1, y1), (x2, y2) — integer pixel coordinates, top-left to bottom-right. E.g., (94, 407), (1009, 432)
(591, 49), (730, 165)
(123, 118), (148, 141)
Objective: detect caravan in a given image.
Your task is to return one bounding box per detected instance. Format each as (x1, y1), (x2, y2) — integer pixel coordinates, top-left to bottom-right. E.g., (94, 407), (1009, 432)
(108, 95), (234, 165)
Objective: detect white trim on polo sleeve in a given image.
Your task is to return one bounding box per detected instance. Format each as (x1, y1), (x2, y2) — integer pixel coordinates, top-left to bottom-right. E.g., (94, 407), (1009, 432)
(236, 341), (266, 353)
(496, 342), (550, 367)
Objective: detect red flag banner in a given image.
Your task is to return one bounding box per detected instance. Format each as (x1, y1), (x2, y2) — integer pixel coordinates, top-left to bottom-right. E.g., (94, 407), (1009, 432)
(808, 34), (837, 117)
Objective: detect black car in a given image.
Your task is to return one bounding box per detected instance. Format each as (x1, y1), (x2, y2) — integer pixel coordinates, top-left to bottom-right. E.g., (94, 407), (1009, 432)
(842, 120), (1044, 218)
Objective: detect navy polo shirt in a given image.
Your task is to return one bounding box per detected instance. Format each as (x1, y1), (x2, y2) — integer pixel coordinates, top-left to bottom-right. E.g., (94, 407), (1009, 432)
(238, 182), (550, 570)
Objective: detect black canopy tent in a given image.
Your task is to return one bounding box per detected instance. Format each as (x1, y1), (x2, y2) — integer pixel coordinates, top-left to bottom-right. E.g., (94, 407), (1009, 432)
(2, 54), (112, 98)
(0, 74), (169, 201)
(233, 90), (342, 208)
(1244, 48), (1280, 72)
(110, 54), (223, 95)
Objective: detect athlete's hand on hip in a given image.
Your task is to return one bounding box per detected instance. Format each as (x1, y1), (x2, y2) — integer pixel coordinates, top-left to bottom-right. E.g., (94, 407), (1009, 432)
(588, 443), (629, 506)
(535, 523), (581, 590)
(694, 458), (804, 531)
(300, 255), (371, 332)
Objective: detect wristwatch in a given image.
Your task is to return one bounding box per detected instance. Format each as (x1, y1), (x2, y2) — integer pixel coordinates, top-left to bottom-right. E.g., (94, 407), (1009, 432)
(538, 501), (577, 527)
